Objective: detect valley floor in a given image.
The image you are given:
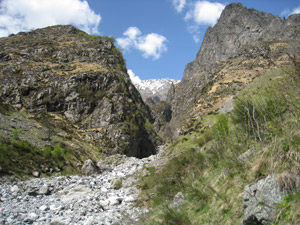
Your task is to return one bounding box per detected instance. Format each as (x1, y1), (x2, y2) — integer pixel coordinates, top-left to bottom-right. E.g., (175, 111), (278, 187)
(0, 146), (166, 225)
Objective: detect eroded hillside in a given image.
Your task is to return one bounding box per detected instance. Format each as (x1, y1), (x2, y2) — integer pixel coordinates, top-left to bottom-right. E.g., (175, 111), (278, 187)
(0, 25), (159, 177)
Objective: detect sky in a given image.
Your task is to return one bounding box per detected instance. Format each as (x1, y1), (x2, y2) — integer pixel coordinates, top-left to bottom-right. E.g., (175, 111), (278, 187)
(0, 0), (300, 81)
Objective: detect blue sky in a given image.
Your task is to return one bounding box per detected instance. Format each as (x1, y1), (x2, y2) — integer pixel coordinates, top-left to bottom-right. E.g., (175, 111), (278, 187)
(0, 0), (299, 81)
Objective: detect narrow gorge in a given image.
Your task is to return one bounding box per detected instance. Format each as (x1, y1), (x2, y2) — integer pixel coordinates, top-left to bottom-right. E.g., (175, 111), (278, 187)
(1, 3), (300, 225)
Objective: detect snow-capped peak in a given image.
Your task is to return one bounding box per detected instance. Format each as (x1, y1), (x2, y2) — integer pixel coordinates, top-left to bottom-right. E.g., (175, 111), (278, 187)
(128, 70), (180, 102)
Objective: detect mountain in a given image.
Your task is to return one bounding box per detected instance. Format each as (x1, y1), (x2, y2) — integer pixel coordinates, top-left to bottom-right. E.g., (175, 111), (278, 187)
(130, 76), (180, 103)
(139, 3), (300, 225)
(1, 4), (300, 225)
(168, 3), (300, 135)
(0, 25), (159, 176)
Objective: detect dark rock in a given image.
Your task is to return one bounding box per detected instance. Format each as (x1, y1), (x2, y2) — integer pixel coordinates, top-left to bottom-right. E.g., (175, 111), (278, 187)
(0, 53), (11, 61)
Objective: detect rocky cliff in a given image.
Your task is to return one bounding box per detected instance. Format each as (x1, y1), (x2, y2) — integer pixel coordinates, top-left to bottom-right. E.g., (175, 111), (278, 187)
(0, 25), (158, 159)
(168, 3), (300, 134)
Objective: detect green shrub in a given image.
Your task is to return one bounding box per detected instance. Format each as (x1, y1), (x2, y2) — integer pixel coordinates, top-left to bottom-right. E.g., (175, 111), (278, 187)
(212, 114), (229, 141)
(51, 144), (65, 160)
(12, 129), (19, 141)
(43, 145), (52, 158)
(160, 206), (192, 225)
(76, 31), (100, 40)
(104, 36), (115, 43)
(272, 191), (300, 224)
(144, 119), (152, 131)
(232, 96), (285, 141)
(14, 140), (33, 152)
(0, 142), (9, 162)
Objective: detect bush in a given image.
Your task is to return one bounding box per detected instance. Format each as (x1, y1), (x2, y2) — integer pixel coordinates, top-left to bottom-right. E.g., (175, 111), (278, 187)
(13, 140), (33, 152)
(76, 31), (100, 40)
(0, 142), (9, 162)
(232, 96), (285, 141)
(212, 114), (229, 141)
(43, 145), (52, 158)
(160, 206), (192, 225)
(12, 129), (19, 141)
(51, 144), (65, 160)
(144, 119), (152, 131)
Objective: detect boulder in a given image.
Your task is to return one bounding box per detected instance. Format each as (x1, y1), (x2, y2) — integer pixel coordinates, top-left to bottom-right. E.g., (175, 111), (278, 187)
(171, 192), (186, 208)
(50, 218), (67, 225)
(38, 185), (51, 195)
(81, 159), (98, 176)
(243, 175), (288, 224)
(32, 171), (39, 177)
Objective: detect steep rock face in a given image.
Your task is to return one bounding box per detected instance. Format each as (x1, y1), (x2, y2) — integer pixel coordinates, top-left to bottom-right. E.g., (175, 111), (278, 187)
(0, 25), (157, 158)
(183, 3), (300, 80)
(169, 3), (300, 133)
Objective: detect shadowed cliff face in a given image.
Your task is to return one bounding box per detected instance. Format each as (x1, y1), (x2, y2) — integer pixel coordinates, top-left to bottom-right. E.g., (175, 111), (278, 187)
(168, 3), (300, 135)
(0, 25), (158, 158)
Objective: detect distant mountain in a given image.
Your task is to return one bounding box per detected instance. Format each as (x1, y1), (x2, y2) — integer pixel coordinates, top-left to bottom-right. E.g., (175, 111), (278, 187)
(130, 77), (180, 103)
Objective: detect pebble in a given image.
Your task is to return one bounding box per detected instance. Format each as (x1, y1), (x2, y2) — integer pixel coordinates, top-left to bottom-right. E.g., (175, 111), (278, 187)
(0, 146), (166, 225)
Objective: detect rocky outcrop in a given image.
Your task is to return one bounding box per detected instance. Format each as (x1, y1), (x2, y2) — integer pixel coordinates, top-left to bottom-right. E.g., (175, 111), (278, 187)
(168, 3), (300, 134)
(81, 159), (98, 176)
(150, 101), (173, 139)
(243, 175), (300, 224)
(183, 3), (300, 80)
(0, 25), (158, 158)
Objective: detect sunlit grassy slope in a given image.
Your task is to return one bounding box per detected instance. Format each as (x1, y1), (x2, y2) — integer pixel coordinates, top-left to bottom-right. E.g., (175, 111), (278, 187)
(138, 56), (300, 224)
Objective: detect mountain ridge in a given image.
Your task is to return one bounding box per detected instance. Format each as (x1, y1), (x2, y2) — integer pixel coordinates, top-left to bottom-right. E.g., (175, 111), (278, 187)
(167, 3), (300, 136)
(130, 77), (180, 103)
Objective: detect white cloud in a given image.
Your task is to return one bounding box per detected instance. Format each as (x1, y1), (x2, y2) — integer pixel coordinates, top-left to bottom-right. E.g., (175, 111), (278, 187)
(280, 9), (291, 17)
(137, 33), (167, 59)
(291, 6), (300, 15)
(0, 0), (101, 37)
(183, 1), (225, 43)
(185, 1), (225, 26)
(173, 0), (186, 13)
(124, 27), (141, 39)
(117, 27), (168, 60)
(128, 69), (142, 86)
(280, 5), (300, 17)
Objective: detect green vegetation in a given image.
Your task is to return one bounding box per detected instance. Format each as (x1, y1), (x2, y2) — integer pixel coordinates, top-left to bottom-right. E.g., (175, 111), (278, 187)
(271, 191), (300, 224)
(112, 47), (127, 72)
(76, 31), (101, 40)
(0, 129), (74, 178)
(0, 108), (104, 178)
(139, 57), (300, 224)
